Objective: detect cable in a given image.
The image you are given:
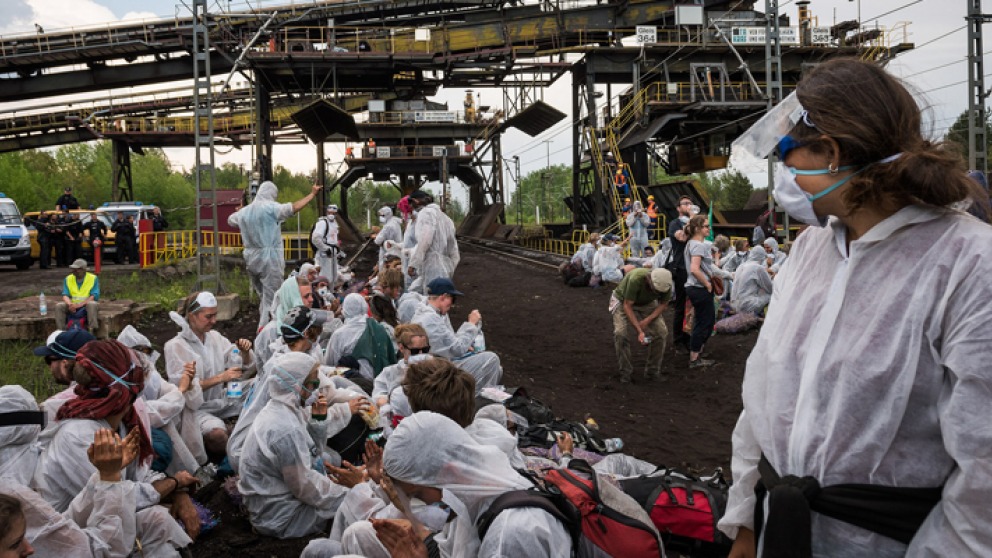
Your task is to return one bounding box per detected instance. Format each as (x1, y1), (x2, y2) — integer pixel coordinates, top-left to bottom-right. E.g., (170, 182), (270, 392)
(914, 25), (966, 50)
(861, 0), (926, 26)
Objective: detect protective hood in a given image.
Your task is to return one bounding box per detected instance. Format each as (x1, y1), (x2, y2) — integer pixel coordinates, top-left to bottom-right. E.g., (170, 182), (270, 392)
(763, 237), (780, 254)
(265, 351), (318, 409)
(255, 180), (279, 203)
(273, 276), (306, 324)
(116, 325), (162, 398)
(299, 262), (317, 279)
(748, 245), (768, 263)
(383, 411), (530, 521)
(632, 201), (643, 211)
(0, 385), (42, 485)
(341, 293), (368, 322)
(379, 206), (394, 219)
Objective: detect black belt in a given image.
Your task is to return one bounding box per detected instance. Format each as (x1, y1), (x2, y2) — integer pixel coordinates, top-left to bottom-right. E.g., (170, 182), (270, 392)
(754, 454), (942, 558)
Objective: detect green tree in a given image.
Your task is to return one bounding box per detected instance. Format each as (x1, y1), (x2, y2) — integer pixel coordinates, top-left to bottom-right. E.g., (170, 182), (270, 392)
(507, 164), (573, 223)
(343, 180), (402, 230)
(693, 169), (753, 211)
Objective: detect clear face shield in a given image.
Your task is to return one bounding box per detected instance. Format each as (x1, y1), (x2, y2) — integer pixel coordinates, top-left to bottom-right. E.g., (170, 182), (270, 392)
(728, 92), (807, 171)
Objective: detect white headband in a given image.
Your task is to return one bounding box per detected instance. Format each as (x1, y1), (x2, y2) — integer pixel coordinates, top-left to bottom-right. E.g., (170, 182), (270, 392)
(188, 291), (218, 313)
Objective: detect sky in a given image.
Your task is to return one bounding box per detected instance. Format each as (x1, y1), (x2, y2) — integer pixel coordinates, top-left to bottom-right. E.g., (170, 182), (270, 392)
(0, 0), (977, 202)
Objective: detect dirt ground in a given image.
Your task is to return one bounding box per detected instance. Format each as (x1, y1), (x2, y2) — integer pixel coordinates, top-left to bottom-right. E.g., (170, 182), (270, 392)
(3, 243), (757, 557)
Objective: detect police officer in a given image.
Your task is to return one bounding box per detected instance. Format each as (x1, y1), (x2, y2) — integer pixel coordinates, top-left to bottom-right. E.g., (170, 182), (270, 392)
(65, 211), (83, 263)
(111, 212), (136, 264)
(35, 212), (53, 269)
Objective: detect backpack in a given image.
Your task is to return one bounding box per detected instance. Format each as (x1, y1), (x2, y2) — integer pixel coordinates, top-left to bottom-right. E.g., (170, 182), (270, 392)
(478, 459), (664, 558)
(309, 217), (336, 256)
(620, 468), (733, 557)
(502, 389), (556, 426)
(518, 420), (609, 454)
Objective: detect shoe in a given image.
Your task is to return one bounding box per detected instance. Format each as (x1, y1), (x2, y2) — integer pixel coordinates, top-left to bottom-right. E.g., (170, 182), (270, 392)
(689, 358), (715, 369)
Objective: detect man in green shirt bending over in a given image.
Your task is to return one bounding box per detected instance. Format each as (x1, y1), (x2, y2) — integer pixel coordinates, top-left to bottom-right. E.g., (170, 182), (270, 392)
(610, 267), (672, 383)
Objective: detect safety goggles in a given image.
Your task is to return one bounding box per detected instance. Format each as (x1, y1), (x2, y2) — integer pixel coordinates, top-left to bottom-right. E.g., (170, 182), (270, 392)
(730, 92), (814, 163)
(406, 345), (431, 355)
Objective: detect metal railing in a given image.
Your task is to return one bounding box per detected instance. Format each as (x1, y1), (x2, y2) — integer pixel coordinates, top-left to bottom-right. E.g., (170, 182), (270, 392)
(137, 230), (313, 267)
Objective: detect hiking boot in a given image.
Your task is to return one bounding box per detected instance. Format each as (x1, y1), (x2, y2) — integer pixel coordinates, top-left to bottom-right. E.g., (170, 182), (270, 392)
(688, 358), (715, 369)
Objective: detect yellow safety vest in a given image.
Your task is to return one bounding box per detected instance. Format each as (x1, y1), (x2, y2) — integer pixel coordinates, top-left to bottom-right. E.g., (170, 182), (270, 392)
(67, 273), (96, 304)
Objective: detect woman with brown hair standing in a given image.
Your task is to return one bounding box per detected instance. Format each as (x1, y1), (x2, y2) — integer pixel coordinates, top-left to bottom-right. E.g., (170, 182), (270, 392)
(683, 215), (729, 368)
(720, 58), (992, 557)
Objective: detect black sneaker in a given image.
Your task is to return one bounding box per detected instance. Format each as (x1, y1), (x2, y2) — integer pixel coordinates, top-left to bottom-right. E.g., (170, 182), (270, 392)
(688, 358), (715, 369)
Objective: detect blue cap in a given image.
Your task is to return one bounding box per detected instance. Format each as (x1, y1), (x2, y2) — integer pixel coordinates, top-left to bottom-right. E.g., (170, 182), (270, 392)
(426, 278), (464, 297)
(33, 330), (96, 359)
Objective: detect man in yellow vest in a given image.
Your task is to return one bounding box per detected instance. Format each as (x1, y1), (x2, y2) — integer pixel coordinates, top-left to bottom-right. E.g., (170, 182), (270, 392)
(55, 258), (100, 333)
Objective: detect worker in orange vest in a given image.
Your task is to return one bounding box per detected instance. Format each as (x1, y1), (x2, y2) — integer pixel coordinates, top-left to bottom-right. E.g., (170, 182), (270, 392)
(614, 164), (629, 198)
(368, 138), (377, 157)
(345, 145), (354, 159)
(646, 195), (659, 239)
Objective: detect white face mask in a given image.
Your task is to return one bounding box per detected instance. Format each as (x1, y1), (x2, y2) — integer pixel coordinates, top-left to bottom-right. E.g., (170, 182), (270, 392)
(406, 353), (432, 365)
(379, 216), (387, 223)
(327, 214), (336, 221)
(304, 388), (319, 407)
(318, 287), (329, 298)
(772, 162), (828, 226)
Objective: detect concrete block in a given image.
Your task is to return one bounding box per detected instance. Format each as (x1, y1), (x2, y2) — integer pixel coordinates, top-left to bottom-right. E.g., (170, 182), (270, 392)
(174, 293), (240, 322)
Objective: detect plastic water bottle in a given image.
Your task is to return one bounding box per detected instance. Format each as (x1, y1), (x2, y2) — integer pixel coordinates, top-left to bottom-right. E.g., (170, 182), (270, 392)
(472, 321), (486, 352)
(226, 349), (243, 399)
(604, 438), (624, 453)
(39, 292), (47, 316)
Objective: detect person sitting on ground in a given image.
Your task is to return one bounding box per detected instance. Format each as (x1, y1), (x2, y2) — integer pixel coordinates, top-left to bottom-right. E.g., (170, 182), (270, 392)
(731, 245), (774, 317)
(561, 233), (599, 287)
(270, 273), (314, 326)
(324, 293), (397, 379)
(373, 323), (432, 426)
(352, 411), (570, 558)
(712, 234), (732, 265)
(32, 330), (97, 423)
(33, 339), (198, 555)
(396, 288), (424, 324)
(164, 291), (255, 460)
(55, 259), (99, 333)
(411, 278), (502, 392)
(721, 238), (750, 274)
(762, 236), (788, 273)
(593, 234), (629, 285)
(238, 352), (366, 538)
(1, 422), (139, 558)
(611, 267), (673, 384)
(369, 267), (403, 339)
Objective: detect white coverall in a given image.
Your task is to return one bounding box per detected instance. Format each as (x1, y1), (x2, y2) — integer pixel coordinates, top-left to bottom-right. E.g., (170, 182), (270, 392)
(570, 241), (598, 272)
(718, 206), (992, 557)
(163, 312), (255, 429)
(34, 418), (192, 557)
(312, 215), (341, 288)
(401, 214), (418, 288)
(227, 180), (296, 329)
(411, 302), (502, 392)
(323, 294), (376, 378)
(237, 352), (350, 538)
(408, 204), (460, 294)
(344, 411), (571, 558)
(594, 244), (625, 283)
(374, 207), (404, 269)
(626, 202), (651, 258)
(730, 246), (774, 316)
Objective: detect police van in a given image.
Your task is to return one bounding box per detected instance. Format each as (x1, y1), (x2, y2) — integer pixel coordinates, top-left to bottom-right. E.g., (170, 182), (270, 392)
(0, 193), (33, 270)
(95, 200), (159, 223)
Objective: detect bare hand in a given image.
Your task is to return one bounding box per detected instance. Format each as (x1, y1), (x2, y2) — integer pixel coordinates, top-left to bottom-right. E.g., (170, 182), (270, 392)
(349, 396), (370, 416)
(87, 428), (124, 482)
(236, 338), (252, 353)
(468, 309), (482, 325)
(727, 527), (756, 558)
(379, 476), (404, 510)
(706, 282), (713, 294)
(637, 331), (647, 345)
(363, 439), (384, 484)
(556, 432), (574, 455)
(311, 183), (322, 196)
(372, 518), (429, 558)
(121, 427), (141, 468)
(171, 492), (201, 541)
(179, 361), (196, 393)
(311, 394), (328, 417)
(222, 367), (243, 382)
(327, 460), (366, 488)
(174, 470), (198, 489)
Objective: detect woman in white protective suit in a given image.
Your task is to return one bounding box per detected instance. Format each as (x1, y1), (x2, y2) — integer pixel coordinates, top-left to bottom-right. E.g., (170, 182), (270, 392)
(229, 306), (364, 474)
(237, 352), (366, 538)
(625, 200), (651, 258)
(761, 237), (787, 274)
(593, 234), (627, 284)
(163, 292), (256, 460)
(374, 206), (404, 270)
(730, 246), (773, 317)
(324, 294), (396, 379)
(406, 190), (460, 295)
(720, 59), (992, 558)
(1, 387), (137, 558)
(228, 180), (320, 329)
(341, 411), (571, 558)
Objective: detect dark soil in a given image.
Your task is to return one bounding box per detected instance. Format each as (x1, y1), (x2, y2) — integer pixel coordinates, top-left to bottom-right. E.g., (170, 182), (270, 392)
(8, 242), (756, 557)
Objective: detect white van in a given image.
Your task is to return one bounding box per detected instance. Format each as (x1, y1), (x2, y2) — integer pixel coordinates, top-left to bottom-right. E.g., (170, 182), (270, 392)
(95, 200), (159, 223)
(0, 194), (33, 270)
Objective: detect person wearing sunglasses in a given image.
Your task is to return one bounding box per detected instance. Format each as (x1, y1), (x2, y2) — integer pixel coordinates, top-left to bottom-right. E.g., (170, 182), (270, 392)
(720, 59), (992, 558)
(372, 324), (432, 426)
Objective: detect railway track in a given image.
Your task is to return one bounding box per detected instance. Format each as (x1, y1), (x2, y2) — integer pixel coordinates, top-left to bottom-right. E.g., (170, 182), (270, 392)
(457, 236), (567, 271)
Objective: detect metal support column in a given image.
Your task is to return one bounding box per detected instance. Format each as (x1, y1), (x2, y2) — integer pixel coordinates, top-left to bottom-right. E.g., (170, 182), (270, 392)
(255, 84), (273, 182)
(586, 70), (604, 225)
(192, 0), (222, 293)
(765, 0), (785, 238)
(111, 140), (133, 202)
(316, 142), (327, 209)
(571, 71), (582, 228)
(968, 0), (991, 176)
